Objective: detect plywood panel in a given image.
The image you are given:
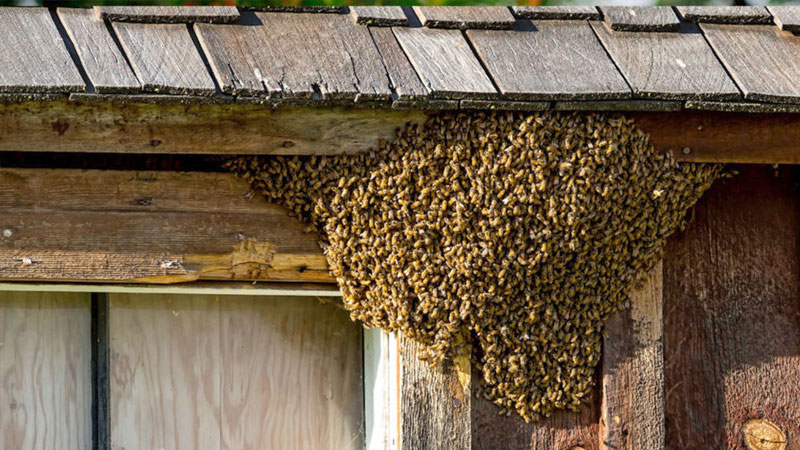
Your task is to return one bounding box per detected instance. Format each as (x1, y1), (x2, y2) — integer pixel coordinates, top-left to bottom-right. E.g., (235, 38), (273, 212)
(220, 296), (363, 450)
(0, 291), (91, 450)
(109, 294), (363, 450)
(663, 166), (800, 448)
(109, 293), (221, 450)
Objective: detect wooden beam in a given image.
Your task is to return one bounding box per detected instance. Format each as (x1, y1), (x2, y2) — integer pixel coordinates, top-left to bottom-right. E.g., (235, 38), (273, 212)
(633, 111), (800, 163)
(0, 168), (333, 284)
(0, 100), (425, 155)
(600, 261), (665, 450)
(399, 336), (470, 450)
(3, 100), (800, 163)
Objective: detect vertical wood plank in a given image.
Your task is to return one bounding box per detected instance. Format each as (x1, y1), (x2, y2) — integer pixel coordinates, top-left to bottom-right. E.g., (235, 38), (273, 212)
(109, 293), (222, 450)
(219, 296), (364, 450)
(400, 337), (470, 450)
(0, 291), (92, 450)
(663, 166), (800, 448)
(471, 389), (600, 450)
(600, 261), (665, 450)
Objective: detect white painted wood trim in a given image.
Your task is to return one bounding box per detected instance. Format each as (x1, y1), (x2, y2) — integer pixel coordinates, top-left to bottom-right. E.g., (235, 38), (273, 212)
(364, 328), (399, 450)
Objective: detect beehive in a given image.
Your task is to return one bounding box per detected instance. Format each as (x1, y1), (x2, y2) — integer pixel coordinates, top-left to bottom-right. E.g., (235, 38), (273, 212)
(227, 110), (723, 422)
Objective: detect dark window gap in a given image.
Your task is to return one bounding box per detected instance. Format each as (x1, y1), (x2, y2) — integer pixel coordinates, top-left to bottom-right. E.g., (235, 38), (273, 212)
(91, 293), (110, 450)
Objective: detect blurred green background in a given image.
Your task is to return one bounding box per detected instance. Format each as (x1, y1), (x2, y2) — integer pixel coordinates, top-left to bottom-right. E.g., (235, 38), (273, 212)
(0, 0), (785, 11)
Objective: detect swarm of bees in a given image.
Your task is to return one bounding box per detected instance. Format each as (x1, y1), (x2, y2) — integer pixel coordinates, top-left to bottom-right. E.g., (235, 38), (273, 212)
(226, 110), (722, 422)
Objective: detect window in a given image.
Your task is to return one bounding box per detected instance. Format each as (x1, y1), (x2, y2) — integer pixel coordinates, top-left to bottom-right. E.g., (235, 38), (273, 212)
(0, 286), (393, 450)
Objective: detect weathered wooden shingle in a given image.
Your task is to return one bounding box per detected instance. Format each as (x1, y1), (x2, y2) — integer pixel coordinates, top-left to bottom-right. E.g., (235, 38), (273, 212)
(0, 8), (84, 94)
(592, 22), (739, 101)
(511, 6), (600, 20)
(112, 22), (216, 96)
(601, 7), (680, 32)
(95, 6), (240, 24)
(369, 27), (428, 103)
(196, 13), (392, 101)
(57, 8), (140, 94)
(393, 27), (497, 100)
(240, 6), (346, 13)
(767, 6), (800, 32)
(467, 21), (630, 101)
(412, 7), (515, 30)
(701, 24), (800, 104)
(351, 6), (407, 26)
(677, 6), (771, 24)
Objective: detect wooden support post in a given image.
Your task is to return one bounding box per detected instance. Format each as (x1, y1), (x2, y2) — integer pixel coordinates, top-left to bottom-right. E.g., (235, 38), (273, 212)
(399, 336), (470, 450)
(600, 260), (665, 450)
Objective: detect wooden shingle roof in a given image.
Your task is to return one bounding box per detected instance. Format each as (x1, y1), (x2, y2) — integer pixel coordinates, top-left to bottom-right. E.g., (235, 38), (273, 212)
(5, 5), (800, 113)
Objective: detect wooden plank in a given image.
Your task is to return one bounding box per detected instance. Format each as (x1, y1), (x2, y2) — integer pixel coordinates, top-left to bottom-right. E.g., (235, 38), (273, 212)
(0, 168), (331, 284)
(601, 262), (665, 450)
(0, 100), (425, 155)
(196, 13), (392, 101)
(460, 99), (550, 111)
(472, 383), (600, 450)
(662, 166), (800, 448)
(555, 99), (681, 112)
(219, 295), (364, 449)
(393, 27), (497, 100)
(400, 336), (470, 450)
(412, 6), (515, 30)
(369, 27), (428, 102)
(631, 111), (800, 163)
(767, 6), (800, 32)
(242, 6), (346, 13)
(57, 8), (141, 94)
(591, 22), (740, 101)
(365, 329), (399, 450)
(0, 291), (91, 450)
(467, 21), (630, 101)
(677, 6), (772, 24)
(511, 6), (600, 20)
(95, 6), (239, 23)
(351, 6), (408, 26)
(0, 8), (84, 93)
(685, 100), (800, 114)
(601, 7), (680, 32)
(109, 293), (221, 450)
(112, 22), (216, 96)
(701, 24), (800, 104)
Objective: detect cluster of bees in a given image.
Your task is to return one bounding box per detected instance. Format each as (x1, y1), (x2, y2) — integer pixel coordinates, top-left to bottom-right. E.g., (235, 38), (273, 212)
(226, 111), (722, 422)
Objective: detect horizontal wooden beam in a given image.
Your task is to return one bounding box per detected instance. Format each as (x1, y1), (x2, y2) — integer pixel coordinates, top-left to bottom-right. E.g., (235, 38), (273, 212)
(0, 168), (334, 284)
(0, 100), (424, 155)
(2, 100), (800, 163)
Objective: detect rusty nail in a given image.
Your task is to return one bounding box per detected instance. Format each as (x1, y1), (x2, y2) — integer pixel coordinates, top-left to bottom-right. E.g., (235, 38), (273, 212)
(682, 147), (692, 155)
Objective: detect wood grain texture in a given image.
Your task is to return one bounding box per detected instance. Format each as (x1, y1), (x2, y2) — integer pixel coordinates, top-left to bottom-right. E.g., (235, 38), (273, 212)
(351, 6), (408, 26)
(400, 337), (470, 450)
(57, 8), (141, 94)
(662, 166), (800, 449)
(369, 27), (429, 102)
(219, 296), (364, 450)
(591, 22), (740, 101)
(767, 6), (800, 32)
(511, 6), (600, 20)
(112, 22), (216, 96)
(96, 6), (240, 23)
(197, 12), (392, 101)
(109, 293), (221, 450)
(601, 262), (665, 450)
(0, 8), (84, 93)
(631, 110), (800, 163)
(701, 24), (800, 104)
(467, 21), (630, 101)
(678, 6), (772, 24)
(0, 291), (91, 450)
(684, 100), (800, 114)
(0, 168), (331, 284)
(109, 294), (362, 450)
(393, 27), (497, 100)
(413, 7), (515, 30)
(472, 383), (600, 450)
(555, 99), (681, 112)
(0, 100), (425, 155)
(601, 7), (680, 32)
